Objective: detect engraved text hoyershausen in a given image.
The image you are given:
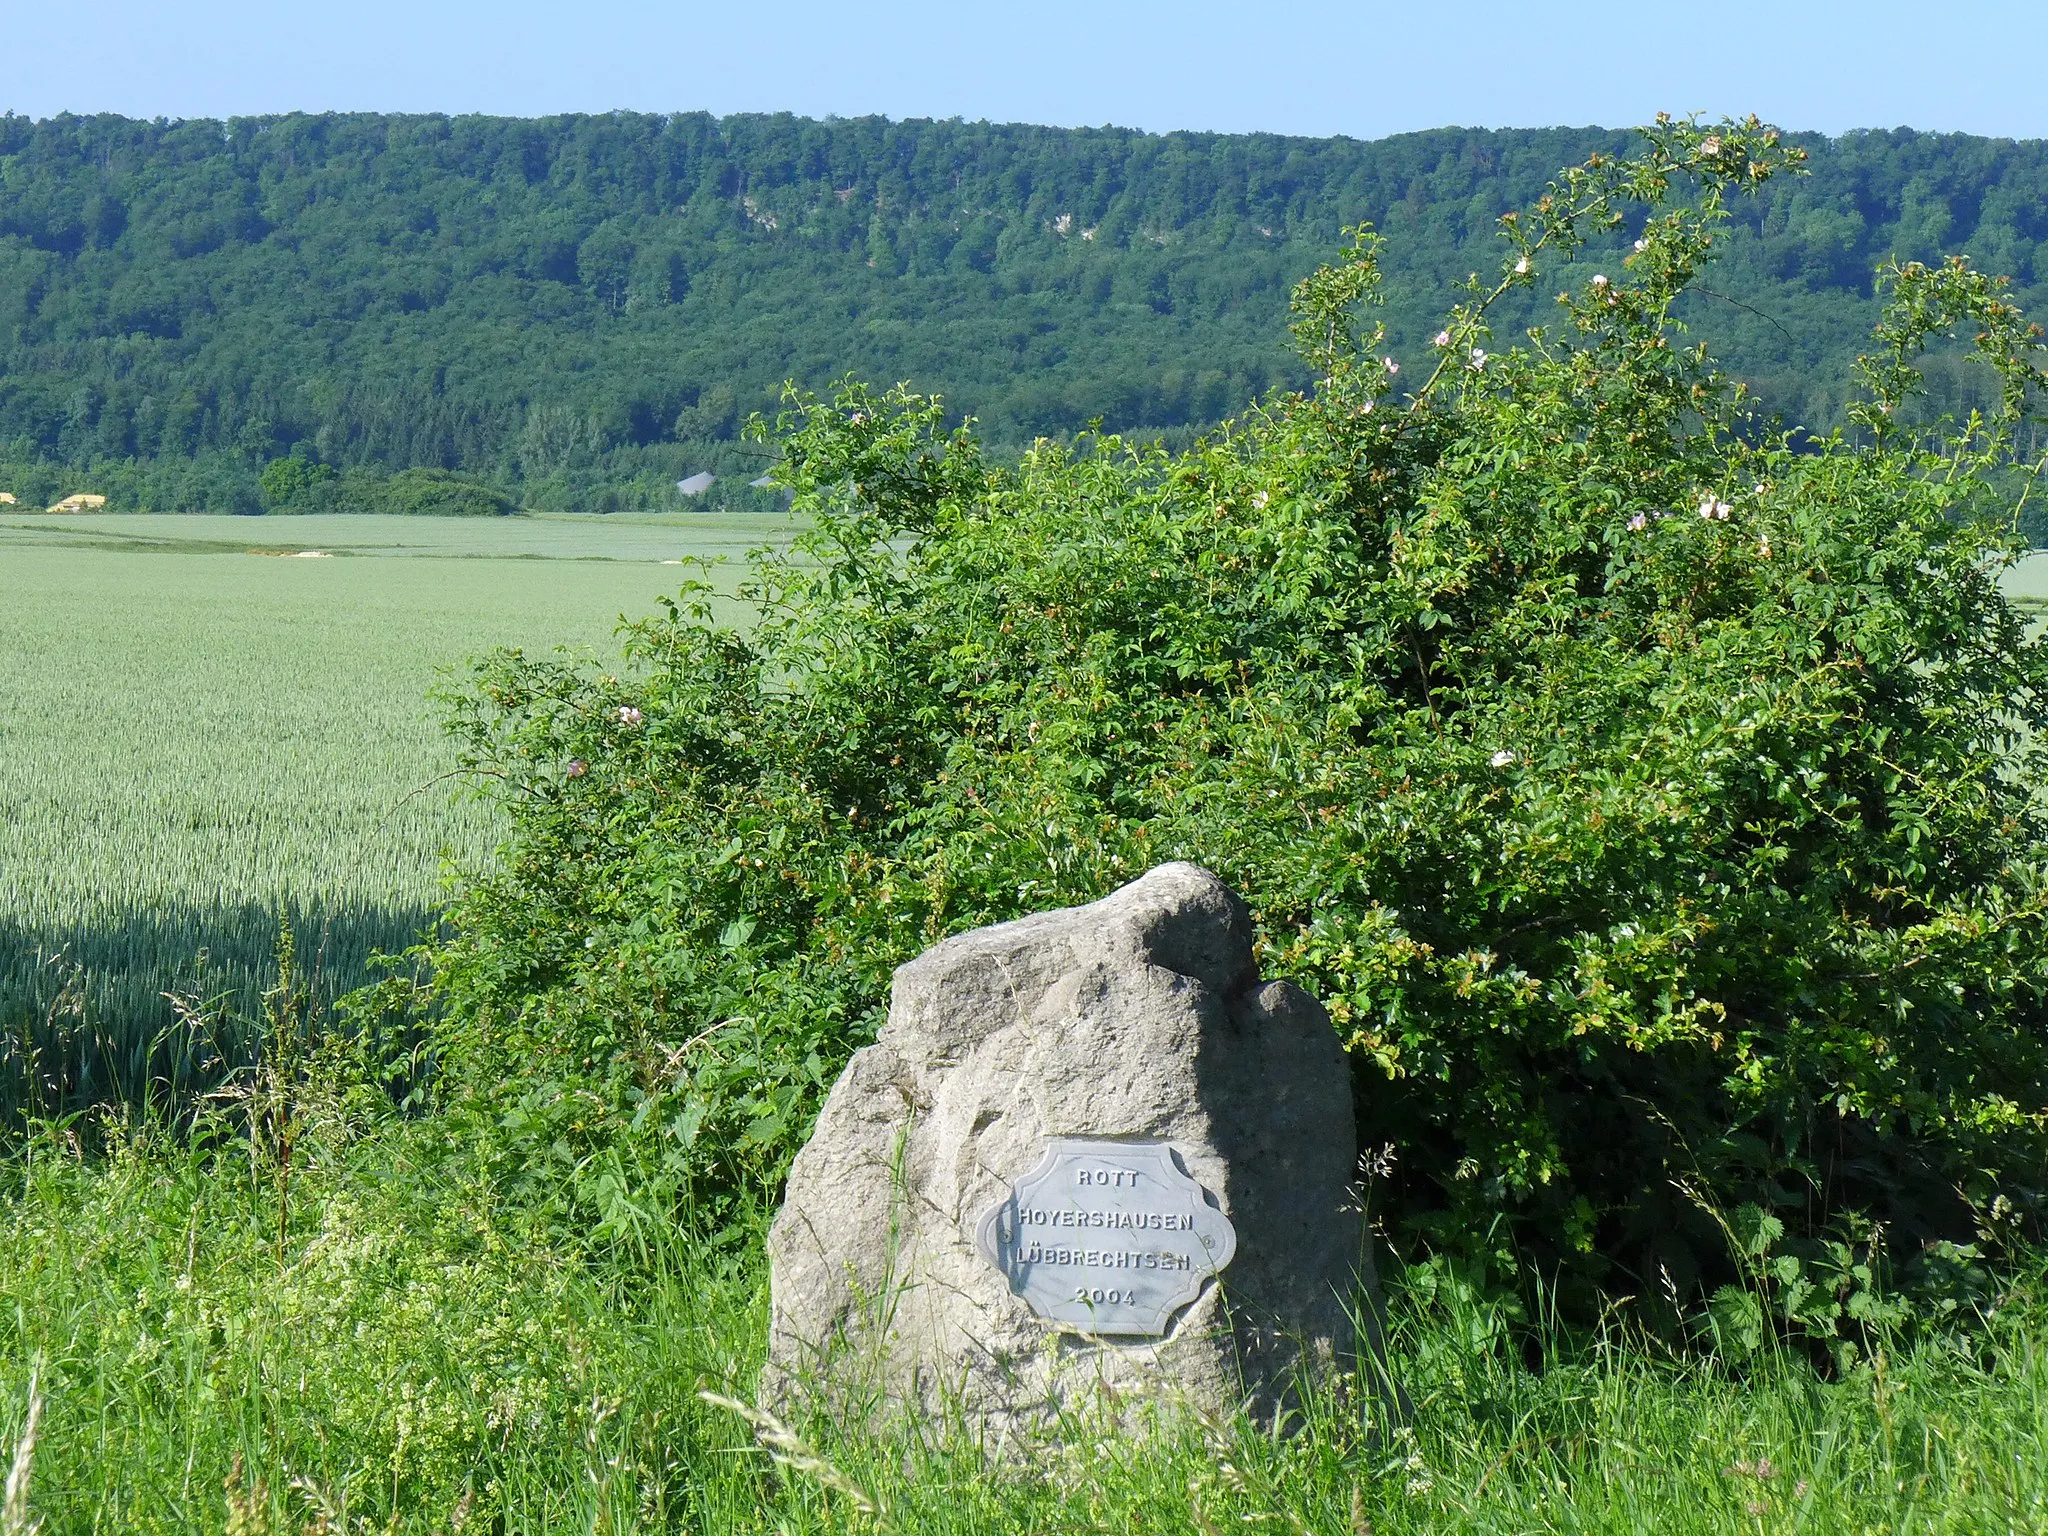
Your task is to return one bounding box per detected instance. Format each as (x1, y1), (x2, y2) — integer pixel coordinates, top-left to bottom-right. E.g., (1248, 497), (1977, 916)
(974, 1138), (1238, 1336)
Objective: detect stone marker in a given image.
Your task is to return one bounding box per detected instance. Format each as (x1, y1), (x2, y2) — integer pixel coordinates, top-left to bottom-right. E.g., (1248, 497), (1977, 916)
(764, 862), (1371, 1435)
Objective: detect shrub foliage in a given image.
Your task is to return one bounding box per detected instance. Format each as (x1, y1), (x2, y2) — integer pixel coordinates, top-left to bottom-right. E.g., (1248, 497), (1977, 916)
(421, 118), (2048, 1314)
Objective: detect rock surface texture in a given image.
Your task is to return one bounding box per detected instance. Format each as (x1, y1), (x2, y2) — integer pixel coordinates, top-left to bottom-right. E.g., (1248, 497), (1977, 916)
(764, 862), (1369, 1433)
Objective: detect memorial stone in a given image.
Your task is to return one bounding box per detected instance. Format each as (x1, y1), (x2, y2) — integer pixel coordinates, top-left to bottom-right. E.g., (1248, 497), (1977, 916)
(764, 863), (1373, 1435)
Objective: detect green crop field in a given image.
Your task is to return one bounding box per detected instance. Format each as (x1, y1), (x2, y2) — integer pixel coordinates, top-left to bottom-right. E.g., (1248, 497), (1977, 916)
(0, 511), (790, 1115)
(2005, 551), (2048, 609)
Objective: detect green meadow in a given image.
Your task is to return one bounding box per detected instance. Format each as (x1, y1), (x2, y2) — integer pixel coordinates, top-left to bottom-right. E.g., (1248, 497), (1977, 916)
(0, 511), (784, 1115)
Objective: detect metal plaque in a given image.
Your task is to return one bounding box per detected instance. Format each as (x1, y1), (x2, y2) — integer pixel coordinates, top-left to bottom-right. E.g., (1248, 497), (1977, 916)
(974, 1137), (1237, 1336)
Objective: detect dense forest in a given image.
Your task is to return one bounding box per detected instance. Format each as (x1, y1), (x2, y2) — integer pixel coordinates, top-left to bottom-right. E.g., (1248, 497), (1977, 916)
(0, 110), (2044, 513)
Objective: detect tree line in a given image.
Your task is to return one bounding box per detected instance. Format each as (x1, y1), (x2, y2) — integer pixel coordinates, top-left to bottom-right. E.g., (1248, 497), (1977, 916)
(1, 110), (2044, 516)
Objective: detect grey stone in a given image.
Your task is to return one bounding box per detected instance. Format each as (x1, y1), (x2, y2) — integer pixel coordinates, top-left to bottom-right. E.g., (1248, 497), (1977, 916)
(764, 862), (1372, 1435)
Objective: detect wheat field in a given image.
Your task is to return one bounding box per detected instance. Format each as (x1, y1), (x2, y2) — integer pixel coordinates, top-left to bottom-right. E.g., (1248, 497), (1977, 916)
(0, 510), (783, 1115)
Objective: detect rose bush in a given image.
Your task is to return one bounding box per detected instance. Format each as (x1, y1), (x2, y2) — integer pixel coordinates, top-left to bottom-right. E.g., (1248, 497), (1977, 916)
(405, 117), (2048, 1323)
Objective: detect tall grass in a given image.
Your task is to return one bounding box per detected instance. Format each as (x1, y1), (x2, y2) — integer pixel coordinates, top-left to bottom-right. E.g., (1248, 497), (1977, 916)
(0, 514), (777, 1121)
(0, 1110), (2043, 1533)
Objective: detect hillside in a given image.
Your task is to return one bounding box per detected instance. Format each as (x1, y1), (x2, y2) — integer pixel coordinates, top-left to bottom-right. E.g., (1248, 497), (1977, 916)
(2, 111), (2045, 511)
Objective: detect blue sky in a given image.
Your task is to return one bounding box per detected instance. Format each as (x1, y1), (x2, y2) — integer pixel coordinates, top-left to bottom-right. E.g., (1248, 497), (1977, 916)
(6, 0), (2046, 141)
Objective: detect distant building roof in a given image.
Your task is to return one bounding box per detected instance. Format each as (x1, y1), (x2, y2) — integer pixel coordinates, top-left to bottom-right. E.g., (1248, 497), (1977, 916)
(677, 472), (717, 496)
(749, 475), (776, 488)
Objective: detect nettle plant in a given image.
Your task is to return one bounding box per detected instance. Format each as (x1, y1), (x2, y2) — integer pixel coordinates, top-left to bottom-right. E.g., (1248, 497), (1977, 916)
(423, 117), (2048, 1322)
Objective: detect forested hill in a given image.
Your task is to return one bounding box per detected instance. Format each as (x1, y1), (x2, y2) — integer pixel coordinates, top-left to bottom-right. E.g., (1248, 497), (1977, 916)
(2, 111), (2045, 513)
